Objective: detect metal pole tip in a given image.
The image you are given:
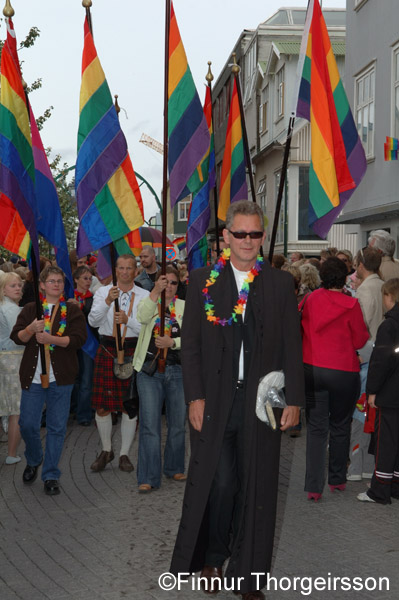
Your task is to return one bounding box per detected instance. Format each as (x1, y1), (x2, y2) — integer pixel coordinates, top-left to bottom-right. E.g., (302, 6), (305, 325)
(3, 0), (14, 17)
(82, 0), (92, 7)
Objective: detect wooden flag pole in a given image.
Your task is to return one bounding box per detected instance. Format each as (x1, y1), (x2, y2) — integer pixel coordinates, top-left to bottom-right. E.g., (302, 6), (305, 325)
(231, 53), (256, 204)
(268, 113), (295, 262)
(82, 0), (123, 358)
(206, 61), (220, 257)
(158, 0), (172, 373)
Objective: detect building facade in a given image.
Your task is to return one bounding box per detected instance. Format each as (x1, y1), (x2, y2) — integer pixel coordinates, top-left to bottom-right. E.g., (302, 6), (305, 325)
(338, 0), (399, 251)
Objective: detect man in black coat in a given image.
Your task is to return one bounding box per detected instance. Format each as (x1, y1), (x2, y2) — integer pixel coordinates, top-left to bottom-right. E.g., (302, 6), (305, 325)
(170, 201), (305, 599)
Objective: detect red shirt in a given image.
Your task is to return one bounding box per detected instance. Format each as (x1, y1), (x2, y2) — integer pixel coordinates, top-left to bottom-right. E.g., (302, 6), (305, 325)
(300, 288), (369, 372)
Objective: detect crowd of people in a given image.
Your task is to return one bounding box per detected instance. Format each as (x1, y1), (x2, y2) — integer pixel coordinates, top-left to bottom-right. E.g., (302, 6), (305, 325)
(1, 213), (399, 599)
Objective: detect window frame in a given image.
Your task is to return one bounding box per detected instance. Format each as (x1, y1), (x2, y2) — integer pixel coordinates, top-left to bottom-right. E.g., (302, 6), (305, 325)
(355, 63), (375, 159)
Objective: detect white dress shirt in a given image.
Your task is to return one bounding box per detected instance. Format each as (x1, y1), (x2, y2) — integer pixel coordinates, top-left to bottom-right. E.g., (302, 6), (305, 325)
(88, 283), (149, 337)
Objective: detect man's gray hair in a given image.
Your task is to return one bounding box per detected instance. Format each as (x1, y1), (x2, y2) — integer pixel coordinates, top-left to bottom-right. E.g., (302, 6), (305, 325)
(368, 230), (396, 257)
(225, 200), (264, 231)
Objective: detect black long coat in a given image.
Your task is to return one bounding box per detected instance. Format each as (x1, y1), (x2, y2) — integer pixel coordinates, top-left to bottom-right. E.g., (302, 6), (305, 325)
(170, 260), (305, 593)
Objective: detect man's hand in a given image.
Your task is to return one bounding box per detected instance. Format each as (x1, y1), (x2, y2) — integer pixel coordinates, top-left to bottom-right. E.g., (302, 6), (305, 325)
(106, 286), (119, 306)
(280, 406), (301, 431)
(114, 310), (128, 325)
(189, 399), (205, 432)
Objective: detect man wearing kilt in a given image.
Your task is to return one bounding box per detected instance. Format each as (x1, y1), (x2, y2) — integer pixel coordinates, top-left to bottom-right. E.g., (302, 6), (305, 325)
(89, 255), (149, 472)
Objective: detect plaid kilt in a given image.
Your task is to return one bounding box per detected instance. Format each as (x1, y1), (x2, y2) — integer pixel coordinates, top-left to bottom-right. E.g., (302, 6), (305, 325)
(92, 339), (135, 411)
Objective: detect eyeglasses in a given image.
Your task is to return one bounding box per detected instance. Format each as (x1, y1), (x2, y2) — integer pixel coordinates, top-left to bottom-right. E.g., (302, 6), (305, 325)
(45, 279), (64, 285)
(228, 230), (263, 239)
(166, 280), (178, 286)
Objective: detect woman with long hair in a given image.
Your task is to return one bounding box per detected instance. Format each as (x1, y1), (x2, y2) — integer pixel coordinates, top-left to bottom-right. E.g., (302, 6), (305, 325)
(133, 265), (186, 492)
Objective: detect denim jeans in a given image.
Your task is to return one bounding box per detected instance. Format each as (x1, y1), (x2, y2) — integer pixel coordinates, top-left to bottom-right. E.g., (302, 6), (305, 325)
(71, 349), (94, 423)
(19, 382), (73, 481)
(137, 364), (186, 487)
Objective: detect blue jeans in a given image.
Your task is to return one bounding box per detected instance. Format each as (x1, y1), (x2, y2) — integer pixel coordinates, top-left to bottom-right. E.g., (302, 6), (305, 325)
(19, 382), (73, 481)
(71, 349), (94, 423)
(137, 364), (186, 487)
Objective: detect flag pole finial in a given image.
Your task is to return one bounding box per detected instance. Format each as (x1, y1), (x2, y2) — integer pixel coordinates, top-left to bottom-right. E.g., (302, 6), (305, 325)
(206, 61), (214, 83)
(82, 0), (92, 7)
(231, 52), (240, 75)
(3, 0), (14, 17)
(114, 95), (120, 115)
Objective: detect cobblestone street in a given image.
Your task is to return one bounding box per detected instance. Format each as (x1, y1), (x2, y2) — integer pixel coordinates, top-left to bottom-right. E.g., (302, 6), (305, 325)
(0, 417), (397, 600)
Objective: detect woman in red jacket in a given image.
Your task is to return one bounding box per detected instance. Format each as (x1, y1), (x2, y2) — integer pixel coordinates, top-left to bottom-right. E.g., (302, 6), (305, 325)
(300, 257), (369, 501)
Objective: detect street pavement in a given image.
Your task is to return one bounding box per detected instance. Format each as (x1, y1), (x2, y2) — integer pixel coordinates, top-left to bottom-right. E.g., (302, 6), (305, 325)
(0, 416), (398, 600)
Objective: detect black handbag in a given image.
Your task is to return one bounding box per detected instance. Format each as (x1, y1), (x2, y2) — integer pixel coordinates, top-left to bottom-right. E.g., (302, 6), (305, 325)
(123, 370), (139, 419)
(140, 351), (159, 377)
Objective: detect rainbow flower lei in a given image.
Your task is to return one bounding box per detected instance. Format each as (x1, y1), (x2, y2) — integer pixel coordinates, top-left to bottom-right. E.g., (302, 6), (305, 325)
(153, 296), (178, 337)
(202, 248), (263, 326)
(43, 295), (67, 351)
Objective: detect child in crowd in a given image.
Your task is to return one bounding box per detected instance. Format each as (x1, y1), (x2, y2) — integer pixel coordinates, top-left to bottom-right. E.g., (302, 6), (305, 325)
(358, 278), (399, 504)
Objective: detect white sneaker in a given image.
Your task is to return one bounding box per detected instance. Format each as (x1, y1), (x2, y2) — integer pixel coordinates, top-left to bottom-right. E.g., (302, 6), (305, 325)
(5, 455), (21, 465)
(347, 474), (362, 481)
(357, 491), (375, 503)
(362, 472), (373, 479)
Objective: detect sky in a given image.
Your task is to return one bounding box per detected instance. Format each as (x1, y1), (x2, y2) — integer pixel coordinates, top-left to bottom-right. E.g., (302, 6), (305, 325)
(2, 0), (346, 223)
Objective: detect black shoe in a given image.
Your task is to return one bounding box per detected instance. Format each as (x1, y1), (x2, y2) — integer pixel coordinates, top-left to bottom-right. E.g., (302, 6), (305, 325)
(44, 480), (60, 496)
(79, 421), (91, 427)
(22, 463), (41, 484)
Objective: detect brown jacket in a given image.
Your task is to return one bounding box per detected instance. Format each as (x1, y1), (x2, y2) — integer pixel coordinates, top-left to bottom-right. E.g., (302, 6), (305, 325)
(10, 302), (87, 389)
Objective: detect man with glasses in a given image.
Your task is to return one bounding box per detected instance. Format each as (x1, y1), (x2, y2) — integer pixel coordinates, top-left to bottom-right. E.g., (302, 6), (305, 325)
(171, 201), (304, 600)
(11, 266), (87, 496)
(89, 255), (149, 473)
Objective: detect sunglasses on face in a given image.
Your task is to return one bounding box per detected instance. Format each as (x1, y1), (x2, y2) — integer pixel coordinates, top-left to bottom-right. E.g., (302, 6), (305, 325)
(166, 280), (178, 286)
(228, 230), (263, 239)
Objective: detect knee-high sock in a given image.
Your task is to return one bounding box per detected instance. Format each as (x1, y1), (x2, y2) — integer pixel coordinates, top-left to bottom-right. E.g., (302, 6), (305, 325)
(120, 413), (137, 456)
(95, 413), (112, 452)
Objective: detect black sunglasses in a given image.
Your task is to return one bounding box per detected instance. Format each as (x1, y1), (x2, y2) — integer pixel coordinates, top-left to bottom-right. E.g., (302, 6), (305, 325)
(167, 280), (178, 285)
(228, 230), (263, 239)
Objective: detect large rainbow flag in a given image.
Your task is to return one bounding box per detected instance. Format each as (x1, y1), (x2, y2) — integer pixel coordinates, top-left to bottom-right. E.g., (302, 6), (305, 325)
(186, 85), (215, 271)
(168, 2), (210, 207)
(296, 0), (366, 239)
(75, 17), (144, 257)
(217, 77), (247, 221)
(0, 17), (39, 265)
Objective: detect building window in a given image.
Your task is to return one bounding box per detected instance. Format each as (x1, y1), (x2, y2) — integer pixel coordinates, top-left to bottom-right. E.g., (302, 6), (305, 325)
(393, 43), (399, 138)
(244, 42), (257, 104)
(355, 65), (375, 158)
(257, 179), (266, 213)
(298, 166), (320, 241)
(274, 172), (285, 244)
(276, 67), (285, 119)
(259, 85), (269, 134)
(178, 199), (191, 222)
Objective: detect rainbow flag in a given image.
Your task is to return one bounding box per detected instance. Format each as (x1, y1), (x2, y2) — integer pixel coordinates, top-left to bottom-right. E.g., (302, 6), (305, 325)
(168, 2), (210, 207)
(217, 77), (247, 221)
(29, 108), (74, 297)
(384, 136), (398, 161)
(187, 85), (216, 271)
(0, 17), (40, 265)
(173, 236), (186, 251)
(76, 17), (144, 257)
(296, 0), (366, 239)
(0, 192), (30, 258)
